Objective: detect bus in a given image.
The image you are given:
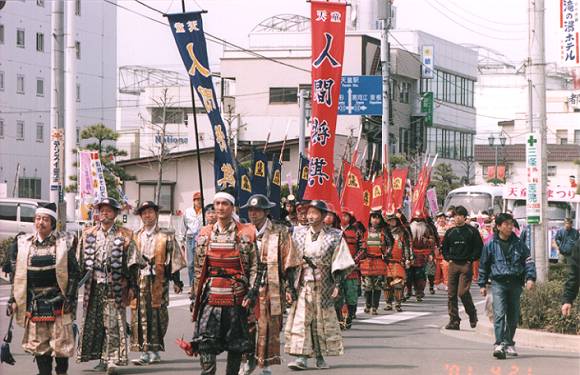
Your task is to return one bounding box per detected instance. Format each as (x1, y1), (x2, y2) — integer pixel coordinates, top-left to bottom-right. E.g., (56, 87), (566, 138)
(443, 184), (505, 216)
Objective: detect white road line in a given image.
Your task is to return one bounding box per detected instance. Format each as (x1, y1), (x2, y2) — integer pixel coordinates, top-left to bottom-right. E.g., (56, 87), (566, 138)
(356, 311), (431, 325)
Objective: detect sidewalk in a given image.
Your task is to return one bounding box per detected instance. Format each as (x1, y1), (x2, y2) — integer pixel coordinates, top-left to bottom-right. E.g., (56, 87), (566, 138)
(441, 297), (580, 353)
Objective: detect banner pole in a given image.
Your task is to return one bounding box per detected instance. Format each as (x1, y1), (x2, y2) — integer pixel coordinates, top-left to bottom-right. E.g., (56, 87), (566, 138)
(181, 0), (206, 225)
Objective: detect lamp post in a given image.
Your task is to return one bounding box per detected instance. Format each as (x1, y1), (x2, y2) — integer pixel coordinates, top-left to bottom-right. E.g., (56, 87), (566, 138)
(488, 133), (507, 184)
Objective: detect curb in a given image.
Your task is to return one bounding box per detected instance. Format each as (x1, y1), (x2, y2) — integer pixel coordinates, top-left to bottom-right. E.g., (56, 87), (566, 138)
(475, 300), (580, 353)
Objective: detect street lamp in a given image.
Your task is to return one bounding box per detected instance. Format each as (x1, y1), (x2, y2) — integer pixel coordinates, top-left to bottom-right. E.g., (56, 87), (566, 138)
(488, 133), (507, 184)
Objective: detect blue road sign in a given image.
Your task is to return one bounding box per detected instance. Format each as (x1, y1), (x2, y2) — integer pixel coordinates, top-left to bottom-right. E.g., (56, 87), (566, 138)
(338, 75), (382, 116)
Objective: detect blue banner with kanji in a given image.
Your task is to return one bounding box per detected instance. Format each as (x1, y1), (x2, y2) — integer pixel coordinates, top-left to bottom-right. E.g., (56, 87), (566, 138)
(167, 12), (236, 189)
(252, 149), (269, 196)
(296, 154), (309, 202)
(236, 164), (252, 221)
(268, 159), (282, 220)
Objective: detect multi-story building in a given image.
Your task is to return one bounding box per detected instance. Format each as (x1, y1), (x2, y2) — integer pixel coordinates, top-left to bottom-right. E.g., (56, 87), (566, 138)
(0, 0), (116, 199)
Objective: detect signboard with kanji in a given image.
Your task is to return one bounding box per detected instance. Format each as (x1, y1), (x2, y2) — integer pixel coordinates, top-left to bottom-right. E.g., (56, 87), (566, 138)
(421, 92), (433, 126)
(337, 75), (382, 115)
(560, 0), (580, 67)
(421, 45), (434, 79)
(525, 132), (542, 224)
(503, 184), (580, 203)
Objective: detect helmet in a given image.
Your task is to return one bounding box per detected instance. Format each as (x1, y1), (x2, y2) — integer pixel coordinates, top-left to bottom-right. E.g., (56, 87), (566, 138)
(305, 200), (329, 214)
(94, 197), (121, 211)
(241, 194), (276, 210)
(134, 200), (159, 215)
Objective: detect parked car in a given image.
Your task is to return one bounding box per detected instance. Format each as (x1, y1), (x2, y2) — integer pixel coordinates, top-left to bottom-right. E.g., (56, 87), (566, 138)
(0, 198), (50, 241)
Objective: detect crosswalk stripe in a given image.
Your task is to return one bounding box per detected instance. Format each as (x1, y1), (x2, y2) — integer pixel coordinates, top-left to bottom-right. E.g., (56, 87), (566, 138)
(356, 311), (431, 325)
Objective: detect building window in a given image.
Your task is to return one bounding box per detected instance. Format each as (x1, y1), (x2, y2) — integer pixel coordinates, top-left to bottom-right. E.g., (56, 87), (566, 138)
(574, 130), (580, 145)
(17, 28), (25, 48)
(76, 84), (81, 102)
(0, 71), (4, 91)
(0, 24), (4, 44)
(556, 129), (568, 144)
(269, 87), (298, 104)
(422, 69), (474, 108)
(75, 41), (81, 59)
(75, 0), (81, 16)
(36, 123), (44, 142)
(37, 0), (45, 6)
(36, 32), (44, 52)
(399, 81), (410, 104)
(18, 178), (42, 199)
(36, 78), (44, 96)
(548, 165), (557, 177)
(17, 74), (25, 94)
(150, 108), (188, 124)
(138, 182), (175, 213)
(0, 119), (4, 138)
(16, 121), (25, 140)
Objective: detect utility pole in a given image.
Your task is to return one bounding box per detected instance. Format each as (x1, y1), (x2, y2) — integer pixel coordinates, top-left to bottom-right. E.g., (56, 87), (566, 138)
(50, 0), (64, 206)
(528, 0), (548, 282)
(379, 1), (391, 165)
(64, 0), (77, 224)
(299, 89), (307, 156)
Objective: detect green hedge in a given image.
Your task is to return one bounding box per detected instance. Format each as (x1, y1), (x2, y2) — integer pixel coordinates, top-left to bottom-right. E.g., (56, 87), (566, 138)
(519, 264), (579, 335)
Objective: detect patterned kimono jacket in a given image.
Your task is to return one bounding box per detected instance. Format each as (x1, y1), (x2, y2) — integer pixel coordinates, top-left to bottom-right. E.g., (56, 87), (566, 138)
(11, 232), (79, 358)
(253, 219), (300, 367)
(76, 224), (140, 366)
(130, 226), (186, 353)
(284, 226), (354, 358)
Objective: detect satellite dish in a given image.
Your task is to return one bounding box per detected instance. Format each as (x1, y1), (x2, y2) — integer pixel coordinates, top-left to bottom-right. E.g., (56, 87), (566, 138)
(0, 1), (6, 10)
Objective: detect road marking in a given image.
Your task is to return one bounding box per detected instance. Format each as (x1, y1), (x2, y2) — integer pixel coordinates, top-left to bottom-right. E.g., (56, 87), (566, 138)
(356, 311), (431, 325)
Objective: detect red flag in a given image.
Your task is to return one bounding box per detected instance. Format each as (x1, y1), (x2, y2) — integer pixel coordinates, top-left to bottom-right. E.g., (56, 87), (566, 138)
(391, 168), (409, 210)
(341, 160), (364, 222)
(411, 165), (432, 219)
(361, 179), (372, 227)
(304, 1), (347, 203)
(371, 175), (384, 211)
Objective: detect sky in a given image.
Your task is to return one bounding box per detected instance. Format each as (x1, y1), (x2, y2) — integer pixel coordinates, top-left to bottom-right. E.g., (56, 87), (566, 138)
(116, 0), (563, 73)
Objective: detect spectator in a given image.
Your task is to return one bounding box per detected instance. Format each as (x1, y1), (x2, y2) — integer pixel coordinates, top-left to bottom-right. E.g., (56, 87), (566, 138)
(182, 192), (203, 286)
(478, 213), (536, 360)
(562, 237), (580, 316)
(441, 205), (483, 330)
(553, 218), (579, 263)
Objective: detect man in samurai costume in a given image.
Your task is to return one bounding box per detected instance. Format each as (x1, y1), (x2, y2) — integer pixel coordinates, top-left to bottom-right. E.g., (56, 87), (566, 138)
(407, 209), (439, 302)
(238, 194), (300, 375)
(285, 200), (355, 371)
(384, 211), (412, 312)
(191, 189), (258, 375)
(77, 197), (140, 375)
(7, 202), (80, 375)
(130, 201), (186, 365)
(335, 209), (364, 329)
(359, 209), (393, 315)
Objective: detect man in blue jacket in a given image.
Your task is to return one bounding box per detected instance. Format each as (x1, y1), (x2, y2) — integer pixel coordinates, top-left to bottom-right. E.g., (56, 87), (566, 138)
(553, 218), (579, 263)
(478, 213), (536, 360)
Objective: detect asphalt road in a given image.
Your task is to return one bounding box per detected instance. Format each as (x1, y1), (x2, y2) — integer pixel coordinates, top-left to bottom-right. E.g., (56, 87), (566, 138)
(0, 283), (578, 375)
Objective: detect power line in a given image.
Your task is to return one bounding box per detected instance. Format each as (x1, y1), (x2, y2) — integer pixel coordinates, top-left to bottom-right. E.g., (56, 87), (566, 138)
(423, 0), (526, 41)
(445, 0), (528, 27)
(430, 0), (527, 34)
(128, 0), (310, 73)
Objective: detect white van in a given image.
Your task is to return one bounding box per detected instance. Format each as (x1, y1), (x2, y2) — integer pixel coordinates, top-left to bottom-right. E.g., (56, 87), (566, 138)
(443, 184), (505, 216)
(0, 198), (50, 241)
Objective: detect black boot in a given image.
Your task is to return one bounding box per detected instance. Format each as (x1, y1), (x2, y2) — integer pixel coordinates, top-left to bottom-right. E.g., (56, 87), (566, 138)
(55, 357), (69, 375)
(335, 306), (345, 330)
(372, 290), (381, 309)
(225, 351), (242, 375)
(345, 305), (357, 329)
(364, 291), (371, 313)
(36, 355), (53, 375)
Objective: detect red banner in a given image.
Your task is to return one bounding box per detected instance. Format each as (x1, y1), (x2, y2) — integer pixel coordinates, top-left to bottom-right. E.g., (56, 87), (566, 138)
(486, 165), (505, 182)
(304, 1), (347, 204)
(361, 179), (372, 227)
(341, 161), (364, 220)
(391, 168), (409, 210)
(371, 175), (384, 211)
(411, 165), (432, 219)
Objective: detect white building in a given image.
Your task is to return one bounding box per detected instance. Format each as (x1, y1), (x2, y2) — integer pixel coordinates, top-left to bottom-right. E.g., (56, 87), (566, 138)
(0, 0), (117, 199)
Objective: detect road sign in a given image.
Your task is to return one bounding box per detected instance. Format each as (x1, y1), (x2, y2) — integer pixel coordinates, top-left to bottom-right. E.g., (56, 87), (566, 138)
(338, 75), (382, 115)
(526, 132), (541, 224)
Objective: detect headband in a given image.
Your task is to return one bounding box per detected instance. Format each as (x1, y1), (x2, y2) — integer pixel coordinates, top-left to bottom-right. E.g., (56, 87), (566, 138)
(214, 191), (235, 205)
(36, 208), (57, 220)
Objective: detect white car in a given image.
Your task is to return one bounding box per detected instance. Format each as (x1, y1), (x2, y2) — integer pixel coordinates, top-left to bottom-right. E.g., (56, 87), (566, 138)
(0, 198), (51, 241)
